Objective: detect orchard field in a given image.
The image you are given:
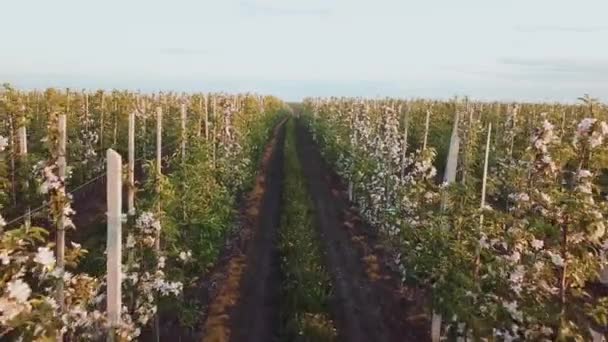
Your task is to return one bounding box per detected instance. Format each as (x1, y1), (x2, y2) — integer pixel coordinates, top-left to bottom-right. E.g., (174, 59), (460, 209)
(1, 85), (608, 341)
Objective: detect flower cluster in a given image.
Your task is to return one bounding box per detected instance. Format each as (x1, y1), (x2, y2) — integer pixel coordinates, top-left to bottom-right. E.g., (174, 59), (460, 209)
(122, 211), (183, 338)
(0, 135), (7, 152)
(304, 98), (608, 340)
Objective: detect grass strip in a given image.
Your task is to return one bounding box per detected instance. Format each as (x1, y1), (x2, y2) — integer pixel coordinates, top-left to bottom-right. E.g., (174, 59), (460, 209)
(278, 119), (337, 341)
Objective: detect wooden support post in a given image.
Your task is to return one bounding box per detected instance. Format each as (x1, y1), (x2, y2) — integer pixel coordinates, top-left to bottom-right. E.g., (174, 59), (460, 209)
(348, 106), (358, 202)
(113, 100), (118, 147)
(431, 312), (442, 342)
(100, 92), (105, 149)
(55, 112), (67, 342)
(197, 96), (203, 138)
(444, 110), (460, 184)
(181, 102), (187, 162)
(211, 96), (217, 166)
(474, 123), (492, 283)
(422, 109), (431, 151)
(461, 107), (475, 185)
(17, 124), (30, 228)
(154, 106), (162, 342)
(8, 115), (16, 206)
(204, 94), (209, 141)
(589, 328), (604, 342)
(128, 111), (135, 216)
(441, 109), (460, 210)
(155, 106), (162, 248)
(84, 92), (89, 124)
(510, 105), (518, 157)
(480, 123), (492, 218)
(106, 149), (123, 342)
(400, 104), (410, 179)
(17, 125), (27, 161)
(141, 98), (148, 159)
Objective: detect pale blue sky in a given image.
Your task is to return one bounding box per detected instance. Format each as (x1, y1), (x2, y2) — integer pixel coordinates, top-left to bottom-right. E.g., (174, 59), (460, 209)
(1, 0), (607, 101)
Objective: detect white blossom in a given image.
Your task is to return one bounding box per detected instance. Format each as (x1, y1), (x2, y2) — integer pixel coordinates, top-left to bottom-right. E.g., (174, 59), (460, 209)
(0, 298), (25, 323)
(577, 169), (592, 179)
(7, 279), (32, 303)
(0, 249), (9, 265)
(126, 234), (136, 248)
(179, 251), (192, 261)
(0, 135), (8, 152)
(577, 118), (597, 135)
(547, 251), (565, 267)
(34, 247), (56, 269)
(509, 192), (530, 203)
(530, 239), (544, 250)
(502, 301), (523, 321)
(505, 250), (521, 263)
(509, 265), (525, 295)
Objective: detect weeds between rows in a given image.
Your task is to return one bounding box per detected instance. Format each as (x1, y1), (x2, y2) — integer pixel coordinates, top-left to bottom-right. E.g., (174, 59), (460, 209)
(278, 119), (337, 341)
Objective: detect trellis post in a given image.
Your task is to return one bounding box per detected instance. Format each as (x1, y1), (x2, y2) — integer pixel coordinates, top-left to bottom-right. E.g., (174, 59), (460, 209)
(400, 103), (410, 179)
(106, 149), (123, 342)
(17, 120), (30, 228)
(55, 110), (67, 342)
(204, 94), (209, 141)
(128, 110), (135, 215)
(422, 108), (431, 151)
(444, 108), (460, 185)
(181, 102), (187, 162)
(155, 106), (162, 245)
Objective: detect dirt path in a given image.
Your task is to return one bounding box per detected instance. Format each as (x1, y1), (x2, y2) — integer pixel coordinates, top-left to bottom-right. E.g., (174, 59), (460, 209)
(295, 121), (429, 342)
(201, 119), (286, 342)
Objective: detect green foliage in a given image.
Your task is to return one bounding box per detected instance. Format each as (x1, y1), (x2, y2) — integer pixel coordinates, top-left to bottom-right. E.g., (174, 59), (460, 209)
(278, 119), (336, 342)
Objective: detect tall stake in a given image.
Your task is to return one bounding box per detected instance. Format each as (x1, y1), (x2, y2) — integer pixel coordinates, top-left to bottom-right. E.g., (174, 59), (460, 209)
(106, 149), (123, 342)
(56, 112), (67, 342)
(155, 106), (162, 243)
(400, 103), (410, 179)
(181, 102), (187, 162)
(444, 109), (460, 184)
(422, 108), (431, 151)
(154, 106), (162, 342)
(99, 92), (105, 149)
(461, 107), (475, 185)
(480, 123), (492, 221)
(348, 106), (358, 201)
(204, 94), (209, 141)
(211, 96), (217, 166)
(17, 124), (30, 227)
(197, 96), (203, 138)
(128, 111), (135, 215)
(113, 100), (118, 147)
(474, 123), (492, 282)
(431, 312), (442, 342)
(8, 115), (16, 206)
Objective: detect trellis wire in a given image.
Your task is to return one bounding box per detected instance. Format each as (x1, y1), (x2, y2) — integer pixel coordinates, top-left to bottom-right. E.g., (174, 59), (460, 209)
(3, 139), (180, 228)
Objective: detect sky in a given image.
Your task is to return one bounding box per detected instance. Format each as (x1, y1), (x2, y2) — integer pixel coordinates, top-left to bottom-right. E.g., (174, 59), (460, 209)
(1, 0), (607, 102)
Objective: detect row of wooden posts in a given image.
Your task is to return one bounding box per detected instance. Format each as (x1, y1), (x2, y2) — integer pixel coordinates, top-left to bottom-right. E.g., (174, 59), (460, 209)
(331, 103), (492, 342)
(108, 105), (171, 341)
(1, 89), (278, 341)
(8, 91), (266, 340)
(17, 104), (172, 341)
(334, 102), (606, 341)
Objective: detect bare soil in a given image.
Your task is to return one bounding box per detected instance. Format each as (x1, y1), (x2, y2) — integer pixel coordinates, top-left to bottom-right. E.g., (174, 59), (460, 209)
(199, 119), (287, 342)
(295, 121), (430, 342)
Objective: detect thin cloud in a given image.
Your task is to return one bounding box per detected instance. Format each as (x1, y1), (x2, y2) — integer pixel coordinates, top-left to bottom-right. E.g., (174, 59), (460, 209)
(498, 57), (608, 75)
(239, 1), (331, 16)
(443, 58), (608, 86)
(514, 25), (608, 33)
(159, 48), (210, 56)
